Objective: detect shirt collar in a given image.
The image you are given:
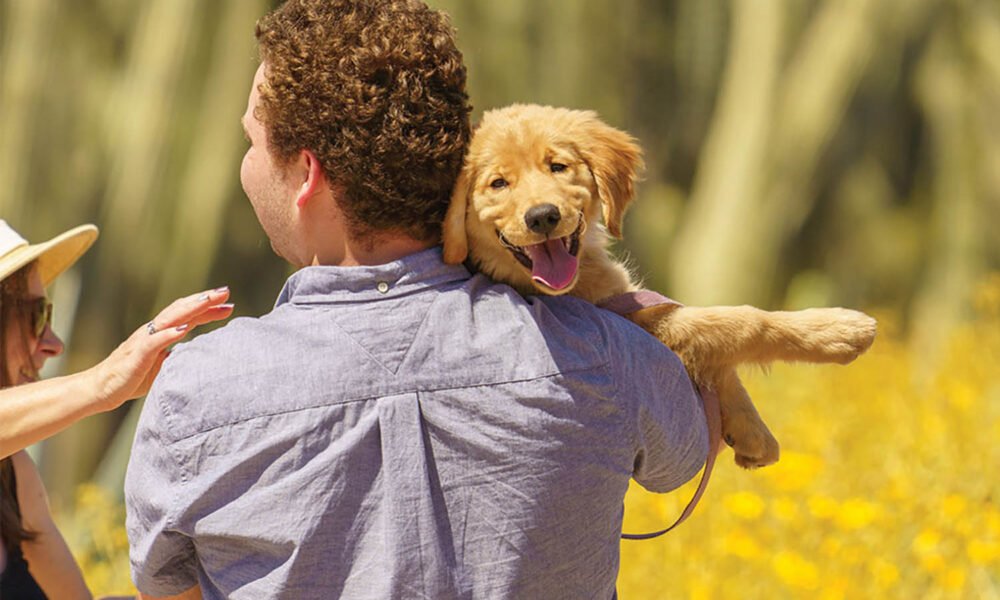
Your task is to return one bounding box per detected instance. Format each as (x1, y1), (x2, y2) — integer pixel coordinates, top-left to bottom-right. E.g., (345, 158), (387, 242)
(275, 247), (471, 307)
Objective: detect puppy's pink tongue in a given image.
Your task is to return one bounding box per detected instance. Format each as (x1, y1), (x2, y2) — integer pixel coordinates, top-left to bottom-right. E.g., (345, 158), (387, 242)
(525, 240), (578, 290)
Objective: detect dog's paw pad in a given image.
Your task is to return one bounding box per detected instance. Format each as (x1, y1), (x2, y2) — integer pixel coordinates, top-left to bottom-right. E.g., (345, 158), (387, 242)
(729, 430), (780, 469)
(827, 312), (878, 362)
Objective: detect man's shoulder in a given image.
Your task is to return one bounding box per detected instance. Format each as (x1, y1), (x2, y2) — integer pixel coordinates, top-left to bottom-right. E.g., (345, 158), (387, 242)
(165, 313), (272, 369)
(460, 277), (619, 350)
(465, 274), (623, 327)
(528, 292), (669, 345)
(140, 312), (286, 439)
(458, 282), (685, 386)
(459, 274), (682, 357)
(531, 292), (688, 375)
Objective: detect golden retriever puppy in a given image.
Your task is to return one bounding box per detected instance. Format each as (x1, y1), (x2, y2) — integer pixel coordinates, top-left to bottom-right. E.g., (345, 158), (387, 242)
(442, 104), (877, 468)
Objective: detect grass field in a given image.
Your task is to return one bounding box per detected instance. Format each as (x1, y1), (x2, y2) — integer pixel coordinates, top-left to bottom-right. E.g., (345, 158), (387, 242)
(60, 278), (1000, 598)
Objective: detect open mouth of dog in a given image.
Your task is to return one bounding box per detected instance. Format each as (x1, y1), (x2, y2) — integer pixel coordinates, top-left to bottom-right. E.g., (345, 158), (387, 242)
(497, 215), (584, 291)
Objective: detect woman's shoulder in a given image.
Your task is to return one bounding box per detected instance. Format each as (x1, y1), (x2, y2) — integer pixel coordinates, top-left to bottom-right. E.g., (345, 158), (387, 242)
(9, 450), (39, 485)
(9, 451), (54, 532)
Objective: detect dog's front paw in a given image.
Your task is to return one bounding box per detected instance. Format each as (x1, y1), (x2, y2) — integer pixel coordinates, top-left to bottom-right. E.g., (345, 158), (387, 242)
(724, 416), (780, 469)
(795, 308), (877, 364)
(819, 308), (877, 364)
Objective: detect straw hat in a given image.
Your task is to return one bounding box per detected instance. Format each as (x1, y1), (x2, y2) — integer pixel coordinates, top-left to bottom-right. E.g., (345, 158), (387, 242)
(0, 220), (99, 287)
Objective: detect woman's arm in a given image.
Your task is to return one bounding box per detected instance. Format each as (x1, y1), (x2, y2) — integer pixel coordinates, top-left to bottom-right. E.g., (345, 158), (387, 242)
(12, 450), (92, 599)
(0, 288), (233, 459)
(0, 374), (105, 462)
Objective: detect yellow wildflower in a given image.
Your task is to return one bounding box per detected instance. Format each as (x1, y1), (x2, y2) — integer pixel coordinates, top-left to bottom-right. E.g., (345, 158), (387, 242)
(722, 529), (762, 560)
(762, 451), (823, 492)
(912, 528), (940, 555)
(940, 567), (966, 591)
(808, 495), (839, 520)
(820, 536), (843, 557)
(817, 577), (849, 600)
(772, 551), (819, 590)
(967, 539), (1000, 565)
(75, 482), (110, 509)
(870, 558), (900, 587)
(946, 383), (976, 411)
(985, 508), (1000, 535)
(920, 554), (946, 574)
(688, 580), (712, 600)
(771, 497), (799, 522)
(723, 491), (765, 520)
(835, 498), (880, 530)
(921, 412), (945, 438)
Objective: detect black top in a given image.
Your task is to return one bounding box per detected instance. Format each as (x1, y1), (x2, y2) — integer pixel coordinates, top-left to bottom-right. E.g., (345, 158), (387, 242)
(0, 464), (47, 599)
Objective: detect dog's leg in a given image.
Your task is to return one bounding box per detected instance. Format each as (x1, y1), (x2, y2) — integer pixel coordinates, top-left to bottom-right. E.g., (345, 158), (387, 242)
(715, 367), (779, 469)
(627, 305), (781, 468)
(648, 305), (877, 370)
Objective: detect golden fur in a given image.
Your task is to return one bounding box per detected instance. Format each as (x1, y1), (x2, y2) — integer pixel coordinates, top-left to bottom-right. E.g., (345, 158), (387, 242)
(443, 104), (877, 468)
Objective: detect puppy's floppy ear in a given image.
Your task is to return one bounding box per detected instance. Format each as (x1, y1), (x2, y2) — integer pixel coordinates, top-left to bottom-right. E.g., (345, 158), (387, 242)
(442, 165), (472, 264)
(575, 116), (644, 238)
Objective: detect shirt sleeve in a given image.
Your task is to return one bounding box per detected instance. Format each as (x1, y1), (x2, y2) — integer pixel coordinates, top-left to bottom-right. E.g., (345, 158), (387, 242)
(608, 316), (709, 493)
(124, 357), (200, 596)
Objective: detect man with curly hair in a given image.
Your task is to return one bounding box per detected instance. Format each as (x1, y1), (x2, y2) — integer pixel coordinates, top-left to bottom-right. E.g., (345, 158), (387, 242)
(125, 1), (707, 598)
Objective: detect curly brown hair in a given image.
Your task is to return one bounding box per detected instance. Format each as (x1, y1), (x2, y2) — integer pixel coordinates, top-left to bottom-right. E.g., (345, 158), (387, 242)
(255, 0), (472, 242)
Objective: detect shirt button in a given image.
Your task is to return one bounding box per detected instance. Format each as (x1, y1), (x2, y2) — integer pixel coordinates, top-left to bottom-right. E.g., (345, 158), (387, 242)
(376, 281), (390, 294)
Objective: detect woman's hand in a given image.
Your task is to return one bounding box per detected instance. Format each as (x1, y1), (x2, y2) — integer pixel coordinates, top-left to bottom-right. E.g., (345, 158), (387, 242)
(89, 287), (234, 412)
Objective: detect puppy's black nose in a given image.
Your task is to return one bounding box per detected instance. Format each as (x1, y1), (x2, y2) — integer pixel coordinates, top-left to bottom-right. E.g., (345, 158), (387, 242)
(525, 203), (561, 235)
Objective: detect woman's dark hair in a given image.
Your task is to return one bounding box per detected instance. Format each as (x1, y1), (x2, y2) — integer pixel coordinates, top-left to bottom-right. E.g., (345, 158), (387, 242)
(0, 264), (38, 553)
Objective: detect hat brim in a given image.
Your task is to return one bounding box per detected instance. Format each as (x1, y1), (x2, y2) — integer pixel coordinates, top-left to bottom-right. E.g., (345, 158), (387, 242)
(0, 224), (99, 287)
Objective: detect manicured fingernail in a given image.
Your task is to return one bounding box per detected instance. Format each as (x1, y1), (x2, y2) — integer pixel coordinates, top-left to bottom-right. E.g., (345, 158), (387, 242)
(214, 286), (230, 293)
(217, 303), (235, 310)
(176, 324), (190, 332)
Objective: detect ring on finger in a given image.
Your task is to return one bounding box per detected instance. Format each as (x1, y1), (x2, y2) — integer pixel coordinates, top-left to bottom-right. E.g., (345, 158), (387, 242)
(147, 321), (158, 335)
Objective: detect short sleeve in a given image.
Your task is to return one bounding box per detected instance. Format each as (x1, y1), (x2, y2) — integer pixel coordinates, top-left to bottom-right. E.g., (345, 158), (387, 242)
(124, 368), (200, 596)
(607, 316), (709, 493)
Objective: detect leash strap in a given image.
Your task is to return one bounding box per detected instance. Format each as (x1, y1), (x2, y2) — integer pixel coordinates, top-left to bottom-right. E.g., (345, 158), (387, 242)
(597, 290), (724, 540)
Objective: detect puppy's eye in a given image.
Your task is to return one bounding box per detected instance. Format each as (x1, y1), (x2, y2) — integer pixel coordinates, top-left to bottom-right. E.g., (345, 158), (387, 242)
(550, 163), (567, 173)
(490, 178), (508, 189)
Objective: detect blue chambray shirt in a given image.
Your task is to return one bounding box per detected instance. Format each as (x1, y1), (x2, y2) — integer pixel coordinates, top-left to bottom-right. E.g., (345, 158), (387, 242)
(125, 248), (707, 599)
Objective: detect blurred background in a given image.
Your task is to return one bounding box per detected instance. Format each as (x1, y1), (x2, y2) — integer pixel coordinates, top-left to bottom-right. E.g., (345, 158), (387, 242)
(2, 0), (998, 596)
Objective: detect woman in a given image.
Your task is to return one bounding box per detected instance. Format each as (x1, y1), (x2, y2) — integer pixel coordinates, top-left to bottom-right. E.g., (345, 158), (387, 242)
(0, 221), (232, 598)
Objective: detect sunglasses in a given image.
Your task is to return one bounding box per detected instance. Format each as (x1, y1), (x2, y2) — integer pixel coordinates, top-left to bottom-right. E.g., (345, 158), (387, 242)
(17, 297), (54, 339)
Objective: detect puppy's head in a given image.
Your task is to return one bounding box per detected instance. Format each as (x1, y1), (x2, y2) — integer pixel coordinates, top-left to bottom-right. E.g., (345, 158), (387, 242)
(443, 104), (643, 295)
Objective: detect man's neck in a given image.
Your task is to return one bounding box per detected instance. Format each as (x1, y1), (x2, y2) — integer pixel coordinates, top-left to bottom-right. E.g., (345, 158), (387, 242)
(296, 191), (436, 267)
(310, 235), (436, 267)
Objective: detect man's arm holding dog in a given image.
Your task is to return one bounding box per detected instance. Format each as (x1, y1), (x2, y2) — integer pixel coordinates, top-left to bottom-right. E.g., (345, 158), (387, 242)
(610, 314), (710, 493)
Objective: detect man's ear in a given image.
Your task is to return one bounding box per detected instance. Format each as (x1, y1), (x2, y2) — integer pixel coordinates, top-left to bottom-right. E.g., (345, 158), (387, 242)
(295, 149), (326, 208)
(575, 116), (644, 238)
(442, 166), (472, 264)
